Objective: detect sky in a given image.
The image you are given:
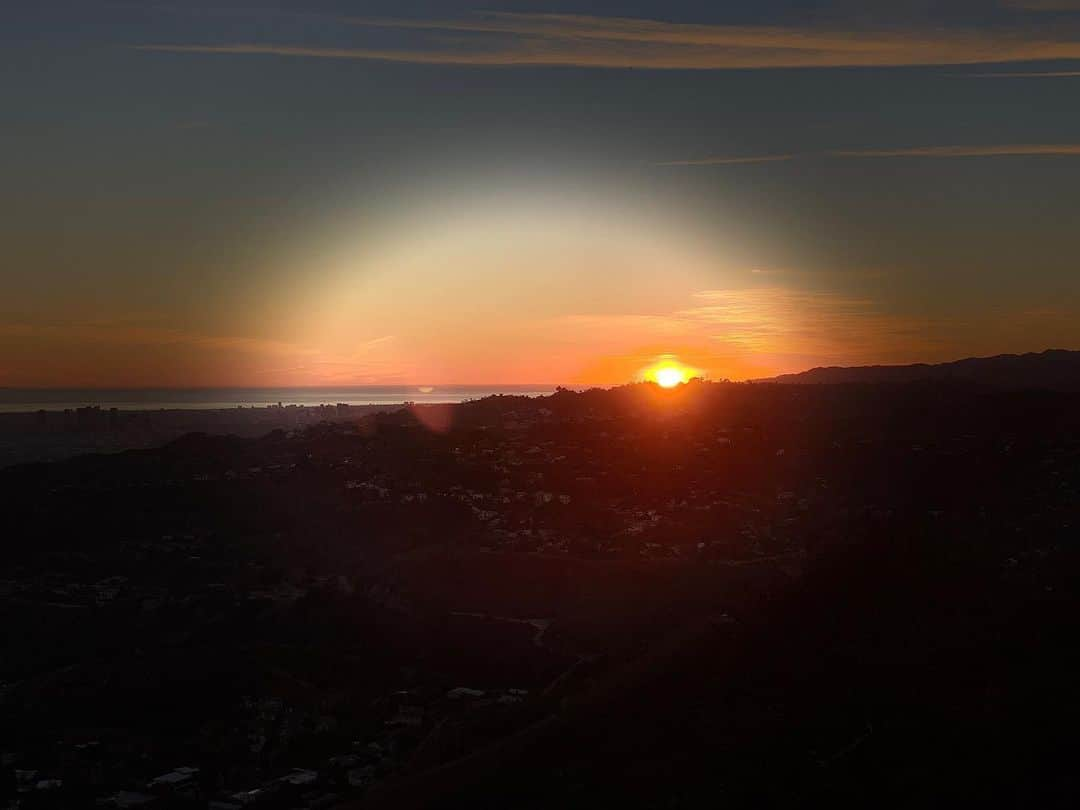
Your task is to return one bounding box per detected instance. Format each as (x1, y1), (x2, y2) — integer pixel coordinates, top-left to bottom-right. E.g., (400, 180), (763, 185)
(3, 0), (1080, 386)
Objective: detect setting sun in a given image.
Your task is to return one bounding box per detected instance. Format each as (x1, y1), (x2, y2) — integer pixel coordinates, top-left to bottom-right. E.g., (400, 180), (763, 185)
(643, 356), (700, 388)
(656, 367), (685, 388)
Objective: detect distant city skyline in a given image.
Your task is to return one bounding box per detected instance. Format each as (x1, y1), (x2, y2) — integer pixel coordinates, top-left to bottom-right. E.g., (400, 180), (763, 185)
(4, 0), (1080, 386)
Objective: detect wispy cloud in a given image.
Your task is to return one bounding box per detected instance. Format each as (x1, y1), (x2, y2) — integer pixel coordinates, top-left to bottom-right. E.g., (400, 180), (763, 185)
(553, 286), (939, 371)
(956, 69), (1080, 77)
(678, 288), (935, 358)
(555, 285), (1079, 381)
(658, 144), (1080, 165)
(136, 12), (1080, 70)
(833, 143), (1080, 157)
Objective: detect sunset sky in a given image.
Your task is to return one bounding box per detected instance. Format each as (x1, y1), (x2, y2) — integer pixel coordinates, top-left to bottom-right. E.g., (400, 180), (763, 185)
(4, 0), (1080, 387)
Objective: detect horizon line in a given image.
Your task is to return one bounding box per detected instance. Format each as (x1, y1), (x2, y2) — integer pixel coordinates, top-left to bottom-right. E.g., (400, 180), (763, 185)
(2, 348), (1074, 393)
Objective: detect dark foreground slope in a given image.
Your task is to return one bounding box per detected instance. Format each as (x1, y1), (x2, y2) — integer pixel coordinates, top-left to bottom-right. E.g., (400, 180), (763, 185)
(2, 381), (1079, 808)
(345, 384), (1080, 809)
(359, 517), (1078, 809)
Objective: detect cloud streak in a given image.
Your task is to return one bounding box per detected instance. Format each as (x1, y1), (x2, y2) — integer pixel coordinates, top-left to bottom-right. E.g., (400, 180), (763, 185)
(136, 12), (1080, 70)
(957, 69), (1080, 77)
(678, 288), (936, 358)
(657, 144), (1080, 166)
(555, 285), (1080, 382)
(833, 144), (1080, 158)
(555, 286), (939, 370)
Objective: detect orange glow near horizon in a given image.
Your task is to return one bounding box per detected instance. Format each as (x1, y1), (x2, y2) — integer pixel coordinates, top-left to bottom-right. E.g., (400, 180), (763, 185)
(271, 190), (736, 388)
(10, 185), (1071, 389)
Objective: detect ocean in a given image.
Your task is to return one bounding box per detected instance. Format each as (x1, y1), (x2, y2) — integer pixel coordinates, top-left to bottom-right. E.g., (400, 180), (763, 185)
(0, 386), (559, 413)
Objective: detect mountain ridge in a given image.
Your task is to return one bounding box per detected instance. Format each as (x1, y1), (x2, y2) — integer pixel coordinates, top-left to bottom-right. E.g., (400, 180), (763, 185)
(760, 348), (1080, 390)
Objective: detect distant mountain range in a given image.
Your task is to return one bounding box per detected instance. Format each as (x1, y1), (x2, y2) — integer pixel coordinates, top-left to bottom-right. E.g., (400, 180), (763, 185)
(762, 349), (1080, 391)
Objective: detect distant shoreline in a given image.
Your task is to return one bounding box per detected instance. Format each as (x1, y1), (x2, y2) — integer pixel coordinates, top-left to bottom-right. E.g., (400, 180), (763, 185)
(0, 386), (560, 414)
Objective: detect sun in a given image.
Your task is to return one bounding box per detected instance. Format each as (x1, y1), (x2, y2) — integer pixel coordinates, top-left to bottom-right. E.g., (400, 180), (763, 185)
(640, 355), (702, 388)
(655, 367), (685, 388)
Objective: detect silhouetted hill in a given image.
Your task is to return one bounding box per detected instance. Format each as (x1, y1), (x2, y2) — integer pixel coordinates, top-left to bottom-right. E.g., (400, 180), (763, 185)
(6, 381), (1080, 808)
(763, 349), (1080, 390)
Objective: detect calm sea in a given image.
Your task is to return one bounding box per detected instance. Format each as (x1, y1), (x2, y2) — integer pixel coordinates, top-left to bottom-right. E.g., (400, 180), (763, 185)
(0, 386), (559, 413)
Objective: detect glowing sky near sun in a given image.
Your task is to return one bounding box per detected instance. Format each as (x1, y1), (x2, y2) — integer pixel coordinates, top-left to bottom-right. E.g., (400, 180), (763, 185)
(3, 1), (1080, 386)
